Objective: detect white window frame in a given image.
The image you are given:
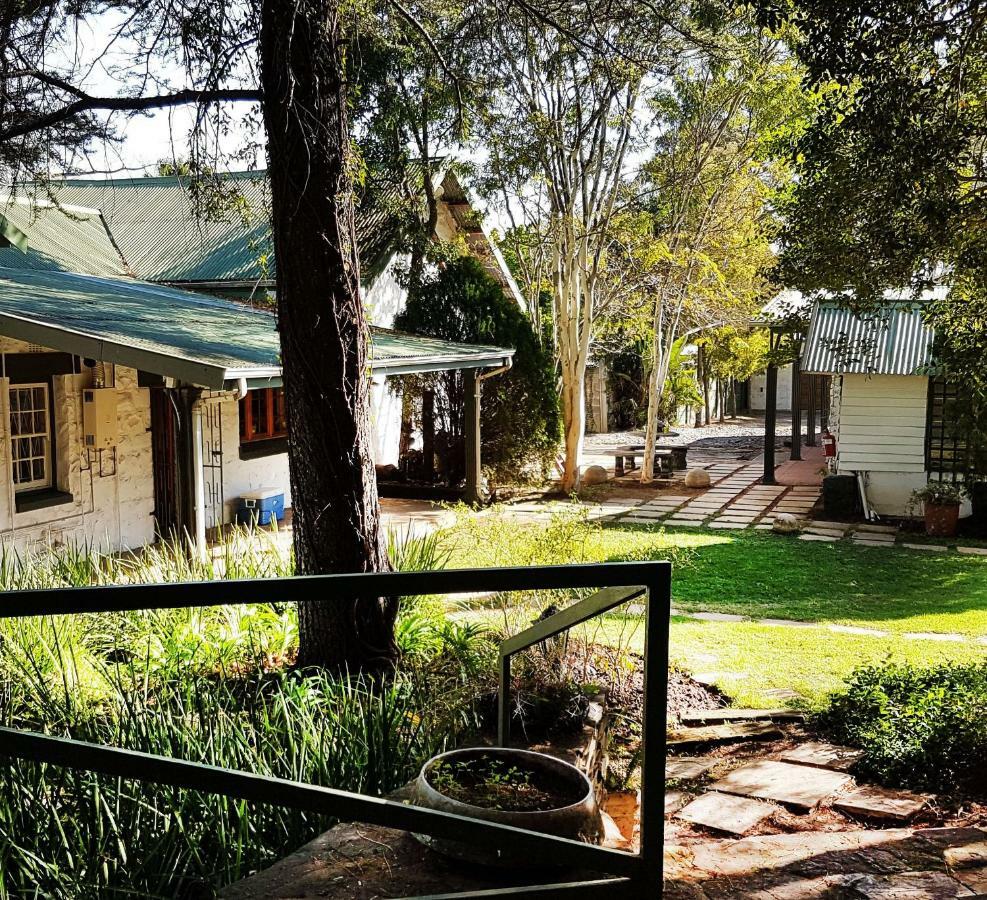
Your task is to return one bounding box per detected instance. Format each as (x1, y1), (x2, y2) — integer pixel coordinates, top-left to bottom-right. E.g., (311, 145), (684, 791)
(9, 382), (52, 493)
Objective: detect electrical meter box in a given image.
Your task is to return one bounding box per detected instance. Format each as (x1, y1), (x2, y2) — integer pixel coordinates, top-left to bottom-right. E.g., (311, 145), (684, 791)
(82, 388), (118, 448)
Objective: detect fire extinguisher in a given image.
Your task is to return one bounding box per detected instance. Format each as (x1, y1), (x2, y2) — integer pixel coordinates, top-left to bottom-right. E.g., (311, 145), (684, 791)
(822, 428), (837, 458)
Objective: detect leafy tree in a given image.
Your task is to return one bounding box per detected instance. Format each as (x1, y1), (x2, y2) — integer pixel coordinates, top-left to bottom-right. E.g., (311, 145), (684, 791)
(760, 0), (987, 479)
(394, 254), (561, 485)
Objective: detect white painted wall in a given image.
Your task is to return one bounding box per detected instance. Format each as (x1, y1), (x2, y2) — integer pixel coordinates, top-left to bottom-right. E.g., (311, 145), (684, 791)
(0, 340), (154, 553)
(833, 374), (930, 516)
(749, 364), (794, 412)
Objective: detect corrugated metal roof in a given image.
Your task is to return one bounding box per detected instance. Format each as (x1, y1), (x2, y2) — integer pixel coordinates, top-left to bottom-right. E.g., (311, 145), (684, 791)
(0, 267), (514, 389)
(47, 169), (410, 286)
(802, 301), (936, 375)
(0, 197), (131, 277)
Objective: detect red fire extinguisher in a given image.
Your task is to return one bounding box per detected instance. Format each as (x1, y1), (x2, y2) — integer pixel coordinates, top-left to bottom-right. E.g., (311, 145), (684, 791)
(822, 429), (837, 458)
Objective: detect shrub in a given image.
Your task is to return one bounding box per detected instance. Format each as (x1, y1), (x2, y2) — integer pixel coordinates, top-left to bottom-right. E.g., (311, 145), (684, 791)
(394, 255), (561, 485)
(815, 660), (987, 795)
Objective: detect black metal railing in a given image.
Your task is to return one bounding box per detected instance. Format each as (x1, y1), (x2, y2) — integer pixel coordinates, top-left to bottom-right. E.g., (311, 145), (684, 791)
(0, 561), (671, 898)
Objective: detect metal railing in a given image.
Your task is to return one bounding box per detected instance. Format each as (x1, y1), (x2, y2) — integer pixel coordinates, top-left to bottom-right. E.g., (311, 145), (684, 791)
(0, 561), (671, 898)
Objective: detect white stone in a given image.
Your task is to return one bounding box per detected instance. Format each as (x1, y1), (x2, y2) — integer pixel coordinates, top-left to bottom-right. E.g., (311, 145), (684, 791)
(684, 468), (712, 488)
(773, 513), (801, 534)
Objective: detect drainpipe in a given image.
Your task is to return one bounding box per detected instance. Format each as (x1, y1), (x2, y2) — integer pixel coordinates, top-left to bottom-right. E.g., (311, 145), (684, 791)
(192, 397), (207, 562)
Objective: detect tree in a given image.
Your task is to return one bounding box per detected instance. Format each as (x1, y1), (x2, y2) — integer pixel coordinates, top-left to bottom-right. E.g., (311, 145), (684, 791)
(394, 254), (561, 485)
(479, 2), (692, 492)
(633, 23), (803, 480)
(761, 0), (987, 478)
(0, 1), (401, 671)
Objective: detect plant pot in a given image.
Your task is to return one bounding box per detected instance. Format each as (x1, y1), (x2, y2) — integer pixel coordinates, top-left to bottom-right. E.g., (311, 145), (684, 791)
(925, 502), (961, 537)
(412, 747), (603, 868)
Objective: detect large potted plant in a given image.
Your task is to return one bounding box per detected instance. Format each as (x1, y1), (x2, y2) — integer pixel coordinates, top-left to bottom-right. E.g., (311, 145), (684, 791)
(412, 747), (603, 867)
(910, 481), (967, 537)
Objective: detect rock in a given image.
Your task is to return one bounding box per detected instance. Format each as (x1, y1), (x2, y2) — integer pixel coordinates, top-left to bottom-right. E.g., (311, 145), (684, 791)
(582, 464), (609, 486)
(676, 791), (776, 835)
(685, 468), (712, 488)
(666, 757), (718, 781)
(944, 841), (987, 870)
(710, 760), (854, 810)
(773, 513), (801, 534)
(665, 790), (692, 815)
(679, 708), (805, 725)
(848, 871), (975, 898)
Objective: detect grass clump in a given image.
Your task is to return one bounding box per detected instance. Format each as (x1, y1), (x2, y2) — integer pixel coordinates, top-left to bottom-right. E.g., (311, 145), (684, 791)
(815, 660), (987, 796)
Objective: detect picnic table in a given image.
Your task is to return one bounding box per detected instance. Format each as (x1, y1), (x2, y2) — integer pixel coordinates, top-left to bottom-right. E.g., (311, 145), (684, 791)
(604, 439), (687, 478)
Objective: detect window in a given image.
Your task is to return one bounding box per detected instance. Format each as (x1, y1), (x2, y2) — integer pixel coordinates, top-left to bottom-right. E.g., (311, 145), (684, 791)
(239, 387), (287, 443)
(926, 377), (966, 477)
(9, 383), (52, 491)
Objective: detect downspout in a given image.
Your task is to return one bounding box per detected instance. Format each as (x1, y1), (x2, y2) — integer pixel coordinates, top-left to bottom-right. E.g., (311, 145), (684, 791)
(464, 360), (513, 507)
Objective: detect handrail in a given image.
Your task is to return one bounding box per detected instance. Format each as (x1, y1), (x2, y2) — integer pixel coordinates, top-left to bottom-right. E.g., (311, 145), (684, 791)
(0, 561), (671, 897)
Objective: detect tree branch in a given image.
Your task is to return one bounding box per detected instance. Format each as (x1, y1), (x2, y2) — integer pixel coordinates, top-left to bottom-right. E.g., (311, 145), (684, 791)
(1, 85), (263, 142)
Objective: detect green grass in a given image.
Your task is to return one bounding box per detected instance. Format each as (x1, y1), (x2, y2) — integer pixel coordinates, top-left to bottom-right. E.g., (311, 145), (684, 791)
(442, 507), (987, 708)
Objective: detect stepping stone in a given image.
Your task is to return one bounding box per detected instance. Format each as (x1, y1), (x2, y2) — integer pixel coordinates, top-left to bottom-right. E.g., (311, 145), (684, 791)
(853, 531), (896, 542)
(800, 534), (838, 542)
(679, 708), (804, 725)
(664, 790), (691, 815)
(664, 519), (703, 527)
(944, 840), (987, 869)
(709, 521), (749, 529)
(829, 624), (889, 637)
(710, 760), (853, 810)
(689, 611), (747, 622)
(676, 791), (776, 835)
(803, 528), (847, 538)
(665, 756), (717, 780)
(902, 543), (948, 552)
(836, 784), (932, 821)
(779, 741), (865, 772)
(904, 631), (965, 642)
(954, 869), (987, 894)
(666, 721), (783, 749)
(958, 546), (987, 556)
(856, 523), (899, 534)
(849, 871), (975, 898)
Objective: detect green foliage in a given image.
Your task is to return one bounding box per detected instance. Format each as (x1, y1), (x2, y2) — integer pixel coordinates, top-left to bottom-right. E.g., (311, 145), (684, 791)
(816, 661), (987, 795)
(909, 480), (967, 509)
(0, 531), (485, 897)
(394, 254), (561, 485)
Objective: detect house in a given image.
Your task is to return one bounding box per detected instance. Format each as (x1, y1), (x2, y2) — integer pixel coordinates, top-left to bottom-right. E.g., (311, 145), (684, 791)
(799, 293), (963, 517)
(45, 166), (524, 472)
(0, 175), (515, 555)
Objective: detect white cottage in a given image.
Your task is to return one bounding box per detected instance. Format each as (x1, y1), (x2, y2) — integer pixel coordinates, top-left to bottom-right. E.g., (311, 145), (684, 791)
(0, 172), (516, 555)
(799, 293), (964, 517)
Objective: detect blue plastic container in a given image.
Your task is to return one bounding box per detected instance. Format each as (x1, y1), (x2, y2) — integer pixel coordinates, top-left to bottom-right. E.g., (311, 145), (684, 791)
(235, 488), (285, 526)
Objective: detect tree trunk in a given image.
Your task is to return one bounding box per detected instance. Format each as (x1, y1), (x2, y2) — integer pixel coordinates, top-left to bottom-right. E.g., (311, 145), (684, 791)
(560, 365), (586, 492)
(260, 0), (395, 672)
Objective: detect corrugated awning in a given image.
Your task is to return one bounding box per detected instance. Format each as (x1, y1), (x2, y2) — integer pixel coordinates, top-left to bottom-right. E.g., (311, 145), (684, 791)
(0, 267), (514, 389)
(801, 301), (936, 375)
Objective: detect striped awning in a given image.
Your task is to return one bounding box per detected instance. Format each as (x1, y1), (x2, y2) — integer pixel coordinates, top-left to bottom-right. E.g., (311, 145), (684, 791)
(801, 302), (936, 375)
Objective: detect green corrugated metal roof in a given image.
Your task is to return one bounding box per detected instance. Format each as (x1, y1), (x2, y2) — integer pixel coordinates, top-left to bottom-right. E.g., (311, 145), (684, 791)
(0, 267), (513, 389)
(0, 197), (130, 277)
(48, 170), (410, 286)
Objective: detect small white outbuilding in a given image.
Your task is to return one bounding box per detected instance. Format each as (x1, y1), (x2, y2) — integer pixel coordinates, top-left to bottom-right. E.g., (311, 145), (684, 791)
(800, 293), (967, 517)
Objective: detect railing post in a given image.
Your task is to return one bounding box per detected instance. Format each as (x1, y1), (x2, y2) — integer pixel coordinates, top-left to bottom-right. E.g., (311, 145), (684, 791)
(498, 651), (511, 746)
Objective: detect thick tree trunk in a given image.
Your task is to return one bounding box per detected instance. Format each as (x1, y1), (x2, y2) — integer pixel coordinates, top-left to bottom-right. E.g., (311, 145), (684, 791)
(260, 0), (395, 672)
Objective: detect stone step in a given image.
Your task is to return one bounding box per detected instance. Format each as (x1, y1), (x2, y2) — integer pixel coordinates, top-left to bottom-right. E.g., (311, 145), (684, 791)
(667, 721), (784, 748)
(676, 791), (776, 835)
(666, 756), (718, 781)
(835, 784), (932, 822)
(679, 708), (805, 725)
(710, 759), (854, 810)
(779, 741), (865, 772)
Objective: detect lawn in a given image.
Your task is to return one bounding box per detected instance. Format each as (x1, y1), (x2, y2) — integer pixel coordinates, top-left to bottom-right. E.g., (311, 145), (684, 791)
(442, 506), (987, 708)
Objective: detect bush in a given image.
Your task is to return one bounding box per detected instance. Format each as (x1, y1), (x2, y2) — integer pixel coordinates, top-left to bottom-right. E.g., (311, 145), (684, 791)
(815, 660), (987, 796)
(394, 255), (561, 485)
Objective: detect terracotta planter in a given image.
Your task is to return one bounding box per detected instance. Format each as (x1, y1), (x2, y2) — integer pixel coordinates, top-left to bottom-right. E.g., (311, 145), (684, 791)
(412, 747), (603, 867)
(925, 502), (961, 537)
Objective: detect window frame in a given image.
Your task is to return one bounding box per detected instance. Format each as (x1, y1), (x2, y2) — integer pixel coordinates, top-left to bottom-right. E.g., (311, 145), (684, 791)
(9, 381), (54, 493)
(239, 387), (288, 445)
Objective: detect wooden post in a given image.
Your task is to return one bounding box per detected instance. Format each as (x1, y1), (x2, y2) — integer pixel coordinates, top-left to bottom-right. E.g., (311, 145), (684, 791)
(763, 360), (778, 485)
(806, 375), (817, 447)
(790, 357), (802, 461)
(464, 370), (482, 506)
(421, 389), (435, 481)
